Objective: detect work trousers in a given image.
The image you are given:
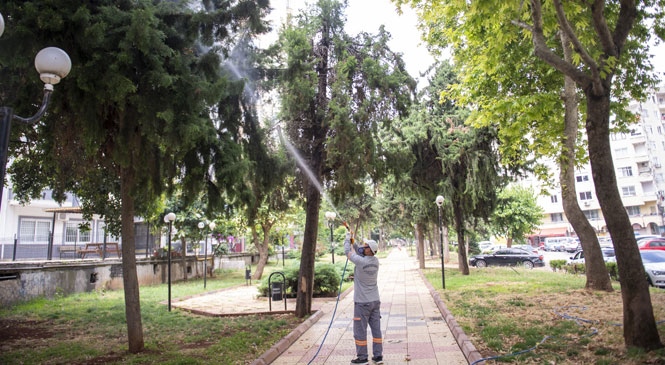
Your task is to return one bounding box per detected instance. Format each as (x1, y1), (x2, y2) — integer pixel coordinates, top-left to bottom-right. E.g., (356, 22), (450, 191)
(353, 300), (382, 359)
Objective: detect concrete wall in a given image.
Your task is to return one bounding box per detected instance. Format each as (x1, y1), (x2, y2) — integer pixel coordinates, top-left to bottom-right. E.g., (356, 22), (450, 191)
(0, 253), (258, 307)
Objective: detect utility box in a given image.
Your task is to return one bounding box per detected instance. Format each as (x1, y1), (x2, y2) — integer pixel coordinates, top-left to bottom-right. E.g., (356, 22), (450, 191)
(268, 271), (287, 311)
(271, 282), (283, 301)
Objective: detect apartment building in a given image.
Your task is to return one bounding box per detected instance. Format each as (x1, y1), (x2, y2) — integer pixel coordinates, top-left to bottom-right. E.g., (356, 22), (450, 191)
(528, 87), (665, 244)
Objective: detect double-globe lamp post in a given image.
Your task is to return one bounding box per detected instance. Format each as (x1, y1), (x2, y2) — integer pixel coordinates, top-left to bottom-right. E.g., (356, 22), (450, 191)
(435, 195), (446, 289)
(164, 212), (176, 311)
(197, 221), (216, 289)
(325, 211), (336, 264)
(0, 13), (72, 213)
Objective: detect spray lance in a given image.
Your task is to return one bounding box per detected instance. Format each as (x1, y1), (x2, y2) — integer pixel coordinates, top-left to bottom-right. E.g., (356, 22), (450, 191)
(342, 221), (366, 256)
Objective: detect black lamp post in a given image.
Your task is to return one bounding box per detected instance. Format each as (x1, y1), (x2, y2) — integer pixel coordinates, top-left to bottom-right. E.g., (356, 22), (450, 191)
(325, 211), (336, 264)
(0, 12), (72, 213)
(280, 231), (285, 266)
(164, 212), (176, 311)
(435, 195), (446, 289)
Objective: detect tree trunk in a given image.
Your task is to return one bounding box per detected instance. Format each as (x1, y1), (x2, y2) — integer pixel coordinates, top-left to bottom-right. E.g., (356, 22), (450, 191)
(180, 237), (187, 282)
(427, 228), (435, 257)
(294, 4), (329, 318)
(120, 167), (144, 353)
(559, 32), (613, 291)
(586, 91), (662, 349)
(252, 224), (271, 280)
(295, 184), (322, 317)
(453, 199), (469, 275)
(506, 237), (513, 247)
(415, 222), (425, 269)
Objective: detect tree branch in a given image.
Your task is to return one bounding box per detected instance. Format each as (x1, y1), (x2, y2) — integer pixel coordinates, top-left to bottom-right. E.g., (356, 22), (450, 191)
(552, 0), (599, 71)
(609, 0), (638, 55)
(528, 0), (591, 87)
(590, 0), (616, 55)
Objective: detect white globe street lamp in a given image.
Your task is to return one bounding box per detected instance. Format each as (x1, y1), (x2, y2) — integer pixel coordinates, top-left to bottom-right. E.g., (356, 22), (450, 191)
(0, 13), (72, 215)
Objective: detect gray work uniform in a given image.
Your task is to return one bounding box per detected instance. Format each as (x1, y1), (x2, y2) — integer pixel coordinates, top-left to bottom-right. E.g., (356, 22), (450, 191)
(345, 236), (382, 360)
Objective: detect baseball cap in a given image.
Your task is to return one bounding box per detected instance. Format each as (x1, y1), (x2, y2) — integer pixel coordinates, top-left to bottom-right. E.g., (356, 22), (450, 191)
(365, 240), (378, 254)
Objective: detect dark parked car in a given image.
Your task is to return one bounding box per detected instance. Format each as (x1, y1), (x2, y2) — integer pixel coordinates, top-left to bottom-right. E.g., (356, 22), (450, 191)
(469, 248), (545, 269)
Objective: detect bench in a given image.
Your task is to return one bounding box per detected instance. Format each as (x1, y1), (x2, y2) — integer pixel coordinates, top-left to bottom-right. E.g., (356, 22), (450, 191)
(79, 243), (121, 259)
(58, 245), (79, 259)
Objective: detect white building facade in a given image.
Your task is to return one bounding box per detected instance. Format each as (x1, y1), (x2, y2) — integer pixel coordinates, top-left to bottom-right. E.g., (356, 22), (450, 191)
(528, 87), (665, 244)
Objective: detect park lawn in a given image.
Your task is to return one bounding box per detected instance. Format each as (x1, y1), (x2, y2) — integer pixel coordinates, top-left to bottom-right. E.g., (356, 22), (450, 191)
(0, 268), (306, 365)
(423, 263), (665, 364)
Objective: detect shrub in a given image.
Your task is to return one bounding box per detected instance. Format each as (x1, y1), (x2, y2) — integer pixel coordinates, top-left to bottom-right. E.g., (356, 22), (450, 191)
(257, 262), (345, 298)
(605, 262), (619, 281)
(549, 259), (567, 272)
(564, 263), (586, 275)
(287, 249), (301, 260)
(560, 261), (619, 281)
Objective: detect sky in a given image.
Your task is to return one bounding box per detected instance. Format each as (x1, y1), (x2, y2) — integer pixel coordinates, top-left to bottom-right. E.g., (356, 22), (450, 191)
(264, 0), (436, 85)
(264, 0), (665, 87)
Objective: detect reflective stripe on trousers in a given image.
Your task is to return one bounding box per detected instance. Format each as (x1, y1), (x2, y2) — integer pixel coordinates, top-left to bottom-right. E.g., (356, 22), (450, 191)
(353, 300), (382, 358)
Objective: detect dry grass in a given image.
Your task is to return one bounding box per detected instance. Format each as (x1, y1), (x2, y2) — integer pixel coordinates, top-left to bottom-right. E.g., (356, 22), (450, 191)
(423, 262), (665, 364)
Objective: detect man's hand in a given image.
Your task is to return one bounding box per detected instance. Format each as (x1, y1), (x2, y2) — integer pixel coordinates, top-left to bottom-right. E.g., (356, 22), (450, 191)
(344, 231), (354, 255)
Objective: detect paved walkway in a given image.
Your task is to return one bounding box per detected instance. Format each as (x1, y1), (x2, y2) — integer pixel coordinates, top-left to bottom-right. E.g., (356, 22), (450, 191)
(174, 248), (481, 364)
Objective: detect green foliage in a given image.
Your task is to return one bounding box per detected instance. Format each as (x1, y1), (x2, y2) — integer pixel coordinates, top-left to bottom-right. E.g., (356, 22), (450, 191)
(257, 262), (346, 298)
(213, 243), (229, 257)
(561, 261), (620, 281)
(490, 185), (544, 244)
(1, 0), (271, 234)
(549, 259), (568, 272)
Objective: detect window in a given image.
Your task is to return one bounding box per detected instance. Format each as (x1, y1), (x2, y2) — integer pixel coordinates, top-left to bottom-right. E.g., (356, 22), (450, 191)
(65, 221), (92, 244)
(626, 206), (641, 216)
(576, 175), (589, 182)
(95, 222), (118, 242)
(579, 191), (593, 200)
(614, 147), (629, 157)
(551, 213), (564, 223)
(19, 218), (51, 244)
(583, 210), (599, 220)
(611, 133), (627, 141)
(550, 195), (558, 203)
(618, 166), (633, 177)
(621, 186), (636, 197)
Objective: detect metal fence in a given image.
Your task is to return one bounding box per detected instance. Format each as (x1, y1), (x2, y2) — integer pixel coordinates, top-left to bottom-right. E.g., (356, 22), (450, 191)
(0, 228), (159, 261)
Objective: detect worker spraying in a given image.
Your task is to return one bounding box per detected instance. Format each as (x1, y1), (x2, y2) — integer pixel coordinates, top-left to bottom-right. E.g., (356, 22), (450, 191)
(343, 223), (383, 365)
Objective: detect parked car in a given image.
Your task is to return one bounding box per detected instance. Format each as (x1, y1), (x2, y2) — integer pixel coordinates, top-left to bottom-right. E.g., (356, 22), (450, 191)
(481, 245), (506, 254)
(543, 237), (576, 252)
(638, 238), (665, 251)
(513, 244), (538, 254)
(477, 241), (493, 252)
(640, 250), (665, 288)
(635, 235), (660, 243)
(563, 240), (580, 253)
(469, 248), (545, 269)
(568, 248), (616, 264)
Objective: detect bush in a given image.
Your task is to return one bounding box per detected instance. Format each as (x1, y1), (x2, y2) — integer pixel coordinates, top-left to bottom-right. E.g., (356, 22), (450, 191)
(258, 262), (346, 298)
(286, 249), (301, 260)
(560, 261), (619, 281)
(605, 262), (619, 281)
(563, 263), (586, 275)
(549, 259), (567, 272)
